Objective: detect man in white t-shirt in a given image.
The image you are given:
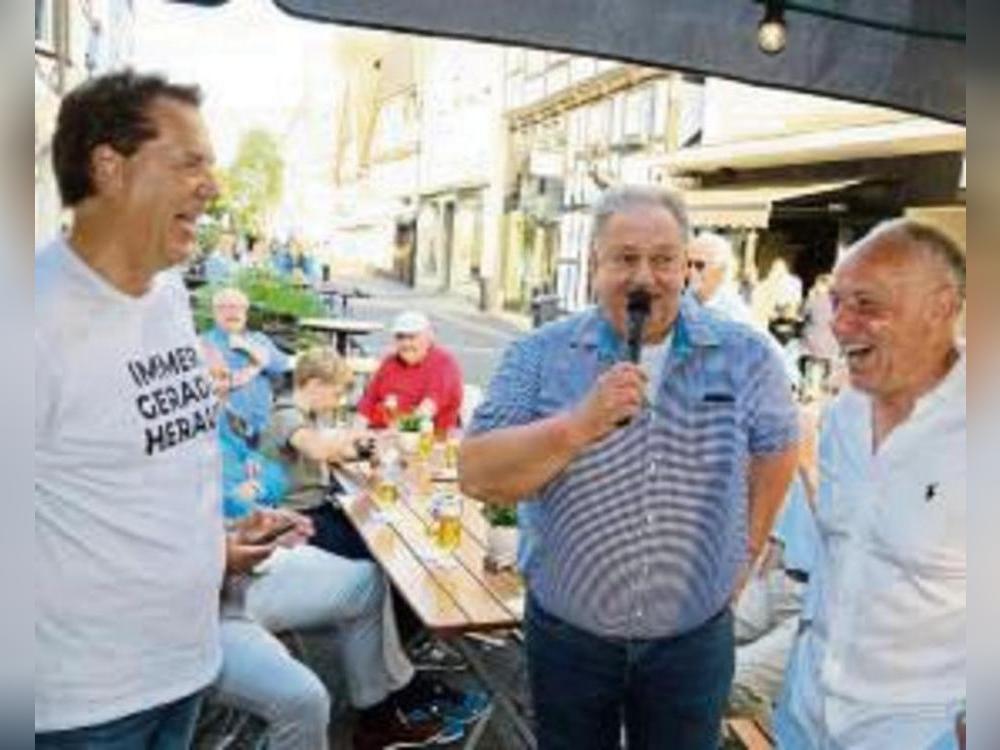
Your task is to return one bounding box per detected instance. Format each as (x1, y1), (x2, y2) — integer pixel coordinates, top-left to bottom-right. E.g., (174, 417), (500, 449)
(775, 219), (967, 750)
(35, 70), (240, 747)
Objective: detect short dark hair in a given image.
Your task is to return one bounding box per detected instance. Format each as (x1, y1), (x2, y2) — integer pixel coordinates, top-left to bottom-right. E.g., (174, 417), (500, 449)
(52, 69), (202, 207)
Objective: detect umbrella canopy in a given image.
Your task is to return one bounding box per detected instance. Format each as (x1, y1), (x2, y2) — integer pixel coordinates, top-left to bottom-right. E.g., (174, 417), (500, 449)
(171, 0), (964, 123)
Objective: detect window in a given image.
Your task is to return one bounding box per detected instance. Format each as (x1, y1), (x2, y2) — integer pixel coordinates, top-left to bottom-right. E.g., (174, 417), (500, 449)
(677, 78), (706, 148)
(623, 85), (655, 140)
(35, 0), (55, 49)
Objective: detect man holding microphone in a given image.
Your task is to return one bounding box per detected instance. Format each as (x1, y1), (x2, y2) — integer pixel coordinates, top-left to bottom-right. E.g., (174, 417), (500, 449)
(459, 186), (799, 750)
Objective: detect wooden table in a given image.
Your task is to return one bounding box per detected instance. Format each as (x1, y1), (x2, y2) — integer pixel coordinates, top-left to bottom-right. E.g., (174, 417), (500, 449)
(332, 441), (533, 749)
(298, 317), (384, 355)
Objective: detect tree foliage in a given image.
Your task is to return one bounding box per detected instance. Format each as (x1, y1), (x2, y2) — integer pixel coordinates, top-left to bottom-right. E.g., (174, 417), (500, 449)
(209, 129), (285, 238)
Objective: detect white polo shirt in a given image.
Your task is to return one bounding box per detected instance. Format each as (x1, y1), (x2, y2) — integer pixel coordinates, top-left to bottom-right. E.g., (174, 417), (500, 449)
(777, 352), (966, 750)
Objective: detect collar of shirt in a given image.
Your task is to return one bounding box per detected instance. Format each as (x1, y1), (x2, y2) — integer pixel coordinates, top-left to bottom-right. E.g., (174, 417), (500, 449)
(911, 346), (966, 421)
(569, 294), (721, 364)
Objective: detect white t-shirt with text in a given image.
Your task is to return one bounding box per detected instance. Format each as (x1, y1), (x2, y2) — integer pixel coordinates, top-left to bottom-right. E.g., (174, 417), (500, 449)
(35, 239), (225, 732)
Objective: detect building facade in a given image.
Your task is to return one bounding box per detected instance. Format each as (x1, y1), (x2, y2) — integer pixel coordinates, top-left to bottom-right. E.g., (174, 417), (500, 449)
(333, 36), (964, 317)
(34, 0), (136, 242)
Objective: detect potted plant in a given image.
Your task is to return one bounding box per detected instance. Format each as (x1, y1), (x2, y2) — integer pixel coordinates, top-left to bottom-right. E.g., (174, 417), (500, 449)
(482, 503), (519, 572)
(396, 413), (423, 454)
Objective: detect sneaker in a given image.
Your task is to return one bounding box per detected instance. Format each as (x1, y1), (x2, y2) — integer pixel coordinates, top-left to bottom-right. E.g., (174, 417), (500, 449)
(410, 639), (468, 673)
(396, 675), (491, 727)
(431, 718), (466, 745)
(353, 707), (444, 750)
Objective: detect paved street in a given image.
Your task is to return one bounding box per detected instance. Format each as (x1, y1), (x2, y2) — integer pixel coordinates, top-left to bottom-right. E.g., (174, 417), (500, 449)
(324, 272), (530, 389)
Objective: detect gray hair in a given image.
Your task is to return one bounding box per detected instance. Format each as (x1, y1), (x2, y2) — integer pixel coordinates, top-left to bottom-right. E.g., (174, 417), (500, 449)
(690, 231), (736, 270)
(591, 185), (691, 250)
(860, 218), (966, 301)
(212, 287), (249, 308)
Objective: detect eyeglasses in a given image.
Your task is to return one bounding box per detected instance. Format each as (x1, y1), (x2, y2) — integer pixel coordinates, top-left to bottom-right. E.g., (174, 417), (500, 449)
(687, 260), (708, 272)
(604, 253), (681, 273)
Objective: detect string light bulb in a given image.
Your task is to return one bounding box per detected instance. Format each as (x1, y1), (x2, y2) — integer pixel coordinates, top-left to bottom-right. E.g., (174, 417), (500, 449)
(758, 0), (787, 55)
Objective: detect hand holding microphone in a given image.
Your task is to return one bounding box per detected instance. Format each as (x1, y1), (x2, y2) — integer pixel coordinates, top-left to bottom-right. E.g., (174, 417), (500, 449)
(566, 288), (653, 443)
(569, 363), (647, 445)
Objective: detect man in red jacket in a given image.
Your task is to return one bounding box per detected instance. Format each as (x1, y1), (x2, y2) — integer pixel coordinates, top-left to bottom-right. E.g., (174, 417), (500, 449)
(358, 311), (464, 434)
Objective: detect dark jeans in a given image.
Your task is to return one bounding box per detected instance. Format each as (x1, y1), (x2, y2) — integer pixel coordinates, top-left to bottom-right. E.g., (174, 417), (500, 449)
(305, 502), (373, 561)
(526, 598), (734, 750)
(36, 691), (203, 750)
(305, 502), (423, 642)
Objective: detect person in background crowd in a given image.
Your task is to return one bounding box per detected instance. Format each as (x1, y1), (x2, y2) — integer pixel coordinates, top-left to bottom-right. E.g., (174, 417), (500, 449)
(201, 286), (290, 439)
(271, 240), (295, 277)
(775, 219), (967, 750)
(754, 258), (804, 327)
(292, 242), (320, 286)
(205, 229), (238, 284)
(686, 231), (756, 327)
(801, 273), (839, 364)
(728, 403), (823, 732)
(460, 185), (799, 750)
(36, 69), (224, 748)
(357, 311), (464, 434)
(244, 234), (268, 268)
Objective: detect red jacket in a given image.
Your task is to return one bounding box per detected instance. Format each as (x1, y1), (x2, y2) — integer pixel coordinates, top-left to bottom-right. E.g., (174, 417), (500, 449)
(357, 345), (463, 433)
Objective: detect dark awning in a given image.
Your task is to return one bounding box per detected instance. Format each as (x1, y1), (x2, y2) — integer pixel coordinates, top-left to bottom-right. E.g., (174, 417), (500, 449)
(258, 0), (965, 123)
(684, 178), (864, 228)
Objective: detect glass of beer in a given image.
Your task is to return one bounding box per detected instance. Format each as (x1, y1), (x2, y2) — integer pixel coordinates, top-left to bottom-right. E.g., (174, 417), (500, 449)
(417, 422), (435, 462)
(375, 477), (399, 508)
(433, 492), (463, 552)
(444, 433), (460, 469)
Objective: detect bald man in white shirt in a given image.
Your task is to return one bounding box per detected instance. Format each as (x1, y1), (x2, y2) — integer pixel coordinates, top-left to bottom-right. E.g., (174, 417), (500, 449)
(775, 219), (967, 750)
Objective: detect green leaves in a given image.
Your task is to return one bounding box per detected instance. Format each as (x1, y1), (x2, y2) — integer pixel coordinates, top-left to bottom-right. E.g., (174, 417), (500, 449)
(208, 129), (285, 237)
(482, 503), (518, 527)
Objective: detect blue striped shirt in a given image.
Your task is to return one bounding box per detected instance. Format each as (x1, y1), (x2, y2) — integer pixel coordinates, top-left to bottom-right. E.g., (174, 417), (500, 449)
(469, 296), (798, 639)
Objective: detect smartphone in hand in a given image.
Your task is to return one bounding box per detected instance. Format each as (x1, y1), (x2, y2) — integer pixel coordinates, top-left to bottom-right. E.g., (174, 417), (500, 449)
(246, 520), (297, 546)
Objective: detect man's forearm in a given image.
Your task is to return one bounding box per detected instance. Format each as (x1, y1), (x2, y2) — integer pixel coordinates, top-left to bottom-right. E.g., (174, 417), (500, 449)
(746, 445), (799, 560)
(459, 413), (587, 504)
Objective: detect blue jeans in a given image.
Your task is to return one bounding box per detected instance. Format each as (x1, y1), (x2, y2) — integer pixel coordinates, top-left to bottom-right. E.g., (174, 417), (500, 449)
(36, 691), (203, 750)
(526, 598), (734, 750)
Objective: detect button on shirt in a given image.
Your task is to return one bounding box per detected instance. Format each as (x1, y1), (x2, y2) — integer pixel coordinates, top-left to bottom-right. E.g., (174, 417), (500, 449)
(776, 354), (966, 750)
(469, 296), (799, 639)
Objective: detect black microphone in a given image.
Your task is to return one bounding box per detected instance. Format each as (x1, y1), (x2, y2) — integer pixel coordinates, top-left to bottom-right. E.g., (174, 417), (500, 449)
(625, 288), (652, 363)
(616, 289), (652, 428)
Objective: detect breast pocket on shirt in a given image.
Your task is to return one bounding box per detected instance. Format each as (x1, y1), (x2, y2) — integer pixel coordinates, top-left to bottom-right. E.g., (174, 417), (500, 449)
(691, 396), (741, 470)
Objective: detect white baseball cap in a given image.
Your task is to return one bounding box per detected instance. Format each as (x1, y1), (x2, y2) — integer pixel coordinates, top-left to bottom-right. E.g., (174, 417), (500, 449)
(391, 311), (431, 335)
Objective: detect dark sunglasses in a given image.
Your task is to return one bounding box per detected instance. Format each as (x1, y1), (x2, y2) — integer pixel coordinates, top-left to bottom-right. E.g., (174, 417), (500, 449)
(687, 259), (707, 271)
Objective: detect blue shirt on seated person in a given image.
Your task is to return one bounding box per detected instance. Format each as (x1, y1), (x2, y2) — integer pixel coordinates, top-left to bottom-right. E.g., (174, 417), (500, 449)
(220, 406), (289, 520)
(201, 287), (291, 438)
